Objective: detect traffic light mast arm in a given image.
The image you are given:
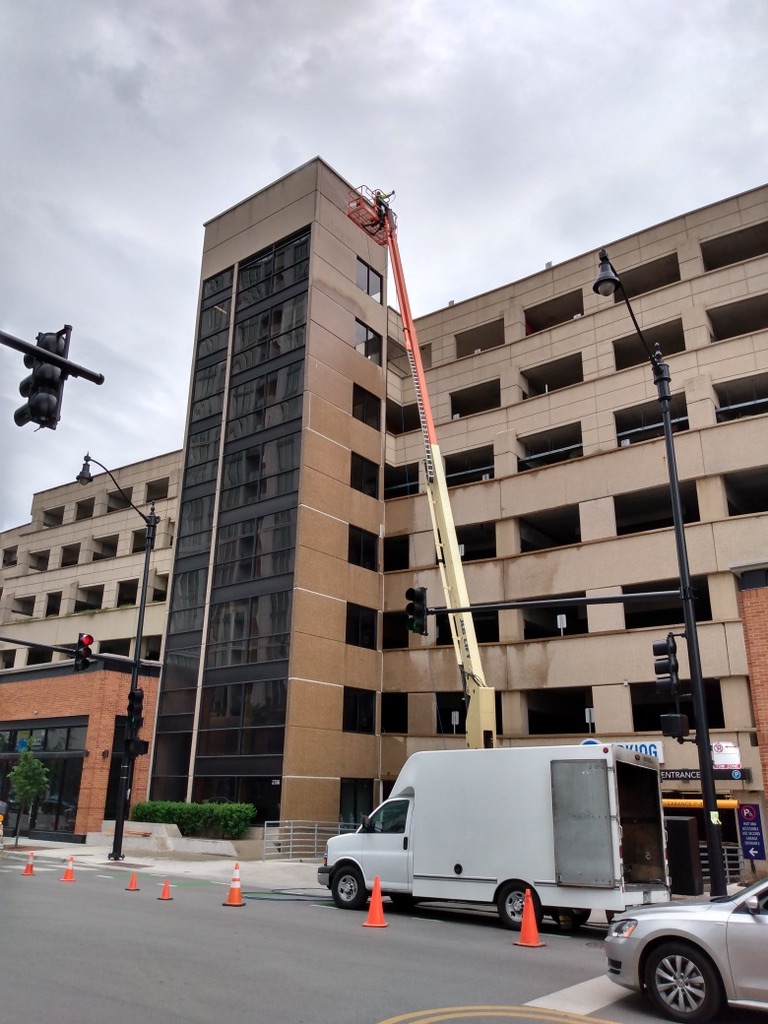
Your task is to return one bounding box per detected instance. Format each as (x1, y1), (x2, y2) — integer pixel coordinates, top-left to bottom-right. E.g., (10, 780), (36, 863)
(1, 328), (105, 385)
(348, 188), (496, 749)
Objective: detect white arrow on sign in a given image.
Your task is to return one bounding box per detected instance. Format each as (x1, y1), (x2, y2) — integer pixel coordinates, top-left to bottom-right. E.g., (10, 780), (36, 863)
(749, 847), (760, 858)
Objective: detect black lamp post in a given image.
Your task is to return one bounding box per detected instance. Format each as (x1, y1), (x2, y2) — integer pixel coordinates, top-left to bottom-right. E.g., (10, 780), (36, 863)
(593, 250), (727, 896)
(77, 453), (160, 861)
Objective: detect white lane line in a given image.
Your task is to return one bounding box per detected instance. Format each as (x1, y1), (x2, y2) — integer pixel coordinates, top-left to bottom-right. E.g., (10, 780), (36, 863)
(526, 975), (628, 1014)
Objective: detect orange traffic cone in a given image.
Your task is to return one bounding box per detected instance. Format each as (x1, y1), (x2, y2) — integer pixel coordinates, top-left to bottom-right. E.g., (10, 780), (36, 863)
(60, 856), (76, 882)
(125, 872), (140, 892)
(514, 888), (545, 947)
(222, 862), (246, 907)
(157, 879), (173, 901)
(22, 851), (35, 876)
(363, 875), (388, 928)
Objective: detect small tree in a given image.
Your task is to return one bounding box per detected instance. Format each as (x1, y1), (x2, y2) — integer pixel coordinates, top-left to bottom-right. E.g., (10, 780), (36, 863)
(8, 749), (50, 847)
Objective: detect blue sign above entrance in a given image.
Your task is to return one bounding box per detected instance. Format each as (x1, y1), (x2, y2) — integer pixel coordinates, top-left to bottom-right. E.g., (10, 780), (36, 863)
(738, 803), (766, 861)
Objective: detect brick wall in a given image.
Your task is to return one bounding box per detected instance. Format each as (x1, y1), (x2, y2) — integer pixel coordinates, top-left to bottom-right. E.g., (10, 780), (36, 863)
(1, 667), (158, 835)
(738, 587), (768, 797)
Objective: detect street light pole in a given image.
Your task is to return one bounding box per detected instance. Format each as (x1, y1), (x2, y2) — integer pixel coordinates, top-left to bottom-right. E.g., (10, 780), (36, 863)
(593, 250), (727, 896)
(77, 454), (160, 861)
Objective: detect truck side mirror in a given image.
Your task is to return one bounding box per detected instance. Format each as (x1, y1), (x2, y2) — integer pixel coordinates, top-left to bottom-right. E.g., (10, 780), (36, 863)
(361, 815), (372, 832)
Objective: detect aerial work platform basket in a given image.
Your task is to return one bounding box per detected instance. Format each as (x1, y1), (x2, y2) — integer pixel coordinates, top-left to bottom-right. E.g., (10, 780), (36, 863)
(347, 186), (396, 245)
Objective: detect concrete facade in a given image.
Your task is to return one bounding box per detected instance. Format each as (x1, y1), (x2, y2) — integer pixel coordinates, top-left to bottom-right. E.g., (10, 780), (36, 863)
(3, 161), (768, 867)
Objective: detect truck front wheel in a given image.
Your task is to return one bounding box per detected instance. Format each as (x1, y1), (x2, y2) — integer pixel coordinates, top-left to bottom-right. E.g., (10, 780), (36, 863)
(496, 880), (542, 931)
(331, 865), (368, 910)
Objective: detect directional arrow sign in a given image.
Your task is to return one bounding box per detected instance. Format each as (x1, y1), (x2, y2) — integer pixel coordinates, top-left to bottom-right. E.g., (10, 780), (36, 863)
(738, 804), (766, 861)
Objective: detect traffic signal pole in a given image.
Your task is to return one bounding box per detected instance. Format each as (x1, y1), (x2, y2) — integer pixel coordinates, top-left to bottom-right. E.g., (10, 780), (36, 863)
(109, 504), (158, 861)
(593, 250), (727, 897)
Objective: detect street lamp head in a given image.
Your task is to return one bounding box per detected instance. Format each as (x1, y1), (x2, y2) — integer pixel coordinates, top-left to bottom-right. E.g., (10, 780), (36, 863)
(593, 248), (622, 297)
(76, 453), (93, 486)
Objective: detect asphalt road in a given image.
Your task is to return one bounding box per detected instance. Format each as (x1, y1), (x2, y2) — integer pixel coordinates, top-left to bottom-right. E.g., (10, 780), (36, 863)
(1, 847), (763, 1024)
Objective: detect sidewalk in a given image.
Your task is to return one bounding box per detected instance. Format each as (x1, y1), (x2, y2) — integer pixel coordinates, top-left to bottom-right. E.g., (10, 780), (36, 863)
(1, 836), (325, 891)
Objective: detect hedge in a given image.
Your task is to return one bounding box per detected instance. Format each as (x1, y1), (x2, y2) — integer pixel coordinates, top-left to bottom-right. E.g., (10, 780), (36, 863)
(130, 801), (256, 840)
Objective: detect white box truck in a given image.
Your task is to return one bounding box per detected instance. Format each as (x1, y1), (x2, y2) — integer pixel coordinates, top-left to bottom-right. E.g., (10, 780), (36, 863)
(319, 744), (670, 929)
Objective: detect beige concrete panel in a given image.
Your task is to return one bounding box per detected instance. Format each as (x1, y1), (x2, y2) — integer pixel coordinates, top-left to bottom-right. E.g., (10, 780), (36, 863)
(290, 633), (348, 686)
(309, 280), (383, 347)
(292, 588), (346, 644)
(499, 606), (525, 643)
(203, 193), (317, 278)
(707, 572), (741, 621)
(409, 691), (436, 734)
(285, 725), (378, 778)
(441, 480), (502, 523)
(296, 550), (381, 609)
(720, 677), (755, 728)
(685, 379), (718, 430)
(306, 331), (385, 400)
(699, 416), (768, 476)
(383, 496), (423, 537)
(279, 775), (340, 824)
(381, 734), (409, 779)
(286, 676), (342, 731)
(696, 476), (729, 522)
(500, 689), (525, 735)
(587, 587), (625, 633)
(592, 682), (634, 734)
(710, 515), (768, 573)
(297, 503), (374, 559)
(462, 560), (505, 605)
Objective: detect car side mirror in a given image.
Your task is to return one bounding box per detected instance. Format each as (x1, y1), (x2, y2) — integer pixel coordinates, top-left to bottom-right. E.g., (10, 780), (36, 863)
(744, 895), (760, 915)
(361, 815), (372, 832)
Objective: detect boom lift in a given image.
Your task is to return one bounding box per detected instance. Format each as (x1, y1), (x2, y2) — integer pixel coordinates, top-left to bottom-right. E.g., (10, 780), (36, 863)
(348, 187), (497, 749)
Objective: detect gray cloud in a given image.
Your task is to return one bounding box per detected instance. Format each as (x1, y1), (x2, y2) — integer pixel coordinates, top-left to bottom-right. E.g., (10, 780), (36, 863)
(1, 0), (767, 527)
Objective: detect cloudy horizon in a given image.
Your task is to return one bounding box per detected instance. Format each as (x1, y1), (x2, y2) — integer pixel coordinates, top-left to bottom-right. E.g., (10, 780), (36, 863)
(2, 0), (766, 529)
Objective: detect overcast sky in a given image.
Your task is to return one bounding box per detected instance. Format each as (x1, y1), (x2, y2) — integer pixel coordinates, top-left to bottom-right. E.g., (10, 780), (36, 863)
(1, 0), (766, 530)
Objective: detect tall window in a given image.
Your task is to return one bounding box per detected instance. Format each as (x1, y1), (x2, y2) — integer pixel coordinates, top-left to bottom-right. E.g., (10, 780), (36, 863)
(356, 259), (382, 302)
(348, 525), (378, 571)
(350, 453), (379, 498)
(343, 686), (376, 733)
(352, 384), (381, 430)
(346, 603), (377, 649)
(355, 320), (382, 364)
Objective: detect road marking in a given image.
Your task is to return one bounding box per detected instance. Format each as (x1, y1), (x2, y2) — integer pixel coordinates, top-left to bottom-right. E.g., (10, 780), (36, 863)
(376, 1006), (622, 1024)
(526, 976), (626, 1014)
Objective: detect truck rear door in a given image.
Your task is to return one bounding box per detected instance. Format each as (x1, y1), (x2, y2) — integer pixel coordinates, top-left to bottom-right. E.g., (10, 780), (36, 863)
(551, 759), (616, 887)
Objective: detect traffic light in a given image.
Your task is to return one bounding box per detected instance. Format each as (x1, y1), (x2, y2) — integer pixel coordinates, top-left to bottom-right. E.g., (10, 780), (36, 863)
(660, 713), (690, 739)
(653, 633), (680, 696)
(15, 326), (71, 430)
(126, 688), (145, 731)
(124, 737), (150, 758)
(405, 586), (428, 635)
(74, 633), (94, 671)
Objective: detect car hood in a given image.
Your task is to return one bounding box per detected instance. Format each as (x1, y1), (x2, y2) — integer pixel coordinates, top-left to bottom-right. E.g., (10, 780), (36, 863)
(617, 897), (734, 922)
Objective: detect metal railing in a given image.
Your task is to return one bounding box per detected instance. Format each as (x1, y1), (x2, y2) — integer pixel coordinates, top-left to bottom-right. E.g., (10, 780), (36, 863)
(699, 842), (744, 887)
(262, 820), (357, 860)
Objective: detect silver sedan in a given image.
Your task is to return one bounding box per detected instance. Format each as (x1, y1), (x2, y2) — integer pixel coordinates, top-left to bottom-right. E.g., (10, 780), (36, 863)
(604, 876), (768, 1022)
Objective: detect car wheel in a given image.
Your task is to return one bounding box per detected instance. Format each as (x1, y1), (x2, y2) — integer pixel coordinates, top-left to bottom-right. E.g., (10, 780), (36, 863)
(331, 865), (368, 910)
(643, 941), (723, 1023)
(496, 880), (542, 931)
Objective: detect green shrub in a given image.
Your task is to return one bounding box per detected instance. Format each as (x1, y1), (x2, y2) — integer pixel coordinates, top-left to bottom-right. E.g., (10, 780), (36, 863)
(130, 801), (256, 839)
